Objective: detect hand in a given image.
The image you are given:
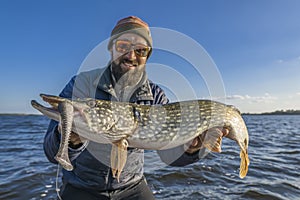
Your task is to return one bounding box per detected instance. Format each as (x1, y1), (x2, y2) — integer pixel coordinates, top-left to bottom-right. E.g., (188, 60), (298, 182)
(185, 127), (229, 154)
(57, 123), (87, 148)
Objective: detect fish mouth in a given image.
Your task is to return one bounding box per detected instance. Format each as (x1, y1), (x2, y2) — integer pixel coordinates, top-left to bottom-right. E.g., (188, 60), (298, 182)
(34, 94), (86, 117)
(31, 94), (82, 121)
(40, 94), (68, 108)
(31, 99), (60, 122)
(31, 94), (127, 142)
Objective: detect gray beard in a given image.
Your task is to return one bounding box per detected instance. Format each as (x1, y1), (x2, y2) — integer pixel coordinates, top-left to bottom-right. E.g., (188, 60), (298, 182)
(112, 63), (145, 86)
(111, 63), (146, 101)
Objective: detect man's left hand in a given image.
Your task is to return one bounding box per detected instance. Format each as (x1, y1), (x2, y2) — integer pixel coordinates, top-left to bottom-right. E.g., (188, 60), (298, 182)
(185, 128), (229, 154)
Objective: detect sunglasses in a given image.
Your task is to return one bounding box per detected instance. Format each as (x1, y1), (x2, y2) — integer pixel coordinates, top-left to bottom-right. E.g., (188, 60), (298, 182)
(114, 40), (151, 57)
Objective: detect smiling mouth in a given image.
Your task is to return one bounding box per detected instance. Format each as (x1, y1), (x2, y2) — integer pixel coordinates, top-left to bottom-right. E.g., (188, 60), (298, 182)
(121, 59), (138, 68)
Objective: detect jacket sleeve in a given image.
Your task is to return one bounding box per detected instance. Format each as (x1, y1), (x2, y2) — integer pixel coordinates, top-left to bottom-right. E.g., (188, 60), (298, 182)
(151, 83), (202, 166)
(43, 75), (89, 164)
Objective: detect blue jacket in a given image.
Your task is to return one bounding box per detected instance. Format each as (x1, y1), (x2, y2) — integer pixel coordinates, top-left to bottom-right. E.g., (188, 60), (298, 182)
(44, 66), (200, 191)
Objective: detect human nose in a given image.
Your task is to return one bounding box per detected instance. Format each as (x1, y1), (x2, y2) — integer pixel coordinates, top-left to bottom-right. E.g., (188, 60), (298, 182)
(124, 49), (137, 60)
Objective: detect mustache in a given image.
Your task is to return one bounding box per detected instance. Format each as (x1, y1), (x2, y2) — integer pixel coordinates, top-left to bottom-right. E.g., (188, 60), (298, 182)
(121, 58), (138, 66)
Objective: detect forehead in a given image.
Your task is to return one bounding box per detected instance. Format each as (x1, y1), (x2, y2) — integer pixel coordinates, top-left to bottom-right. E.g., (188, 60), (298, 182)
(116, 33), (147, 45)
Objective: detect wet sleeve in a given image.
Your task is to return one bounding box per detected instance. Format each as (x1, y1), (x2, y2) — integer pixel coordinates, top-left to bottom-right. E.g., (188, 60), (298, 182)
(151, 84), (202, 166)
(43, 75), (90, 164)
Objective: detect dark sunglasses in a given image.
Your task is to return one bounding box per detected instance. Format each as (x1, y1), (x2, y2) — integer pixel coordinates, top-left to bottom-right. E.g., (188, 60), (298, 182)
(114, 40), (151, 57)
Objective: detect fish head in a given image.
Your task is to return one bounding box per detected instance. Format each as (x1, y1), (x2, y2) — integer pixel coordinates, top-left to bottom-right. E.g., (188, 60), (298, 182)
(32, 94), (137, 142)
(71, 98), (116, 132)
(71, 99), (137, 139)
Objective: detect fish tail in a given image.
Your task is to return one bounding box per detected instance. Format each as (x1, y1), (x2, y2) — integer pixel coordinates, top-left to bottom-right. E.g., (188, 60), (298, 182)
(239, 149), (250, 178)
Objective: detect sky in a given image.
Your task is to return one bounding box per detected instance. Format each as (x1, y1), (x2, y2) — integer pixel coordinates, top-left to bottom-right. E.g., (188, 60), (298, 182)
(0, 0), (300, 114)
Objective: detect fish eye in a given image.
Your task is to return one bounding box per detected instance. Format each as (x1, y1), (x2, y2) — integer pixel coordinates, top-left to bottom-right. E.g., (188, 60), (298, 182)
(87, 100), (96, 107)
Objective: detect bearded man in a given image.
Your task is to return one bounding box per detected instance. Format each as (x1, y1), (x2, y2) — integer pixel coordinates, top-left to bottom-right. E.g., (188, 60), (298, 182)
(44, 16), (228, 200)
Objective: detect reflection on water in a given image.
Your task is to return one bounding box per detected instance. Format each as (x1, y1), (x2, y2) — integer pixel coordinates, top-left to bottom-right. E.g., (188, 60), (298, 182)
(0, 115), (299, 199)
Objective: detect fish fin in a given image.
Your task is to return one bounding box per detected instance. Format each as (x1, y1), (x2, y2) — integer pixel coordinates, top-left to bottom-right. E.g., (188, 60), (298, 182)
(55, 155), (73, 171)
(209, 136), (222, 153)
(202, 129), (223, 153)
(55, 101), (74, 171)
(110, 139), (128, 182)
(239, 149), (250, 178)
(111, 143), (118, 178)
(117, 139), (128, 182)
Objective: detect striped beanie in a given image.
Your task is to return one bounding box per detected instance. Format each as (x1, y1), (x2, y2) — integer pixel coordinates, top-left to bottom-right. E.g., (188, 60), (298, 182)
(108, 16), (152, 57)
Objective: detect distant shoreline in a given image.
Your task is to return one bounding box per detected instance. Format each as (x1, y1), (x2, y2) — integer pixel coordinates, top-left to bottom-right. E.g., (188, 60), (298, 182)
(243, 110), (300, 115)
(1, 110), (300, 116)
(0, 113), (42, 116)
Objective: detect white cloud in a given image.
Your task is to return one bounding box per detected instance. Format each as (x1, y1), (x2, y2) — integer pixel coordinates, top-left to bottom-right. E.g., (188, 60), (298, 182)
(225, 95), (245, 100)
(275, 56), (300, 67)
(208, 93), (300, 113)
(225, 93), (277, 103)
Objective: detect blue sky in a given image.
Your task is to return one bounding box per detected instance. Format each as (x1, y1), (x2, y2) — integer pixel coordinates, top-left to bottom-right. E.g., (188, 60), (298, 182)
(1, 0), (300, 114)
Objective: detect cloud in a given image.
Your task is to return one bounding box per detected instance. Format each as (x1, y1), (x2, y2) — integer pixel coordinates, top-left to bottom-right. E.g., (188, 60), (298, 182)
(275, 56), (300, 67)
(225, 95), (245, 100)
(225, 93), (277, 103)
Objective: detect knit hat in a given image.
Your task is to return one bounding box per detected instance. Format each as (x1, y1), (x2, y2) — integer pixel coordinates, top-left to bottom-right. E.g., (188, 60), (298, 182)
(108, 16), (153, 57)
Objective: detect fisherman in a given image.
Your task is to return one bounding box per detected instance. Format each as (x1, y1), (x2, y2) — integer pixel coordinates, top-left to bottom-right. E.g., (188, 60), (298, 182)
(44, 16), (228, 200)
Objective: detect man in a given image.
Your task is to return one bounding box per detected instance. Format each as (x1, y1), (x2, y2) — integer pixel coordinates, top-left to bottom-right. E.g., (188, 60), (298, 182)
(44, 16), (228, 200)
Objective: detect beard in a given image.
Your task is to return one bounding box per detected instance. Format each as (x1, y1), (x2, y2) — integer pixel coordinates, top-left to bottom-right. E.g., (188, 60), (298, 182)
(111, 57), (146, 87)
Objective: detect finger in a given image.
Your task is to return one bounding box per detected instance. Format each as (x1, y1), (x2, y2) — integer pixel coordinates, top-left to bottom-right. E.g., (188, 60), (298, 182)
(191, 137), (199, 147)
(186, 136), (199, 147)
(222, 128), (229, 137)
(185, 137), (203, 154)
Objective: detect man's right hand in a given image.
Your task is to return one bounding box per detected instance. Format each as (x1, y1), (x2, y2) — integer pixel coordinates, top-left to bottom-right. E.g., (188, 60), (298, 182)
(57, 124), (87, 149)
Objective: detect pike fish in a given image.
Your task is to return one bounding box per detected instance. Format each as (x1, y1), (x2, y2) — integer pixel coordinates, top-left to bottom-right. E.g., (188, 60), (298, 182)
(31, 94), (250, 181)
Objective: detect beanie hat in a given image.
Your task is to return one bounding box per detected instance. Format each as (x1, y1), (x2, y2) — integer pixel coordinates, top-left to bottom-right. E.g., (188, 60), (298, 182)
(108, 16), (153, 57)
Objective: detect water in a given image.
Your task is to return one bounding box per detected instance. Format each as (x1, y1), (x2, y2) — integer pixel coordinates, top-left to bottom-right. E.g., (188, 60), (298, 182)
(0, 115), (299, 199)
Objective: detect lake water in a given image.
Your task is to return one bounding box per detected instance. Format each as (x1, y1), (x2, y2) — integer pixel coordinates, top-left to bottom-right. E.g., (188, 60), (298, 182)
(0, 115), (299, 199)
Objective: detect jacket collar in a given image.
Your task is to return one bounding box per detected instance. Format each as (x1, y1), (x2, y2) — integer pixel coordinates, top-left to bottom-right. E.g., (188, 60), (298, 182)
(92, 64), (154, 102)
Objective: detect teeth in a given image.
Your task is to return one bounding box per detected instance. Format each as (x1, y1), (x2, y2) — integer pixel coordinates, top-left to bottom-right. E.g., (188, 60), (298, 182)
(124, 61), (131, 65)
(122, 60), (136, 67)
